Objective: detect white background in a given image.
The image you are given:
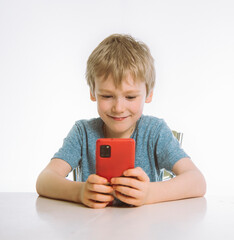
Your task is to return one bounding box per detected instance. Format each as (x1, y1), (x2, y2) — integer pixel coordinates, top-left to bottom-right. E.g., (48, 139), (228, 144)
(0, 0), (233, 196)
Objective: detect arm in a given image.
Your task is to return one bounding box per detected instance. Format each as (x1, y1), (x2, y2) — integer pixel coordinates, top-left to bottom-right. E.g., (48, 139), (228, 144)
(111, 158), (206, 206)
(147, 157), (206, 204)
(36, 158), (114, 208)
(36, 158), (82, 203)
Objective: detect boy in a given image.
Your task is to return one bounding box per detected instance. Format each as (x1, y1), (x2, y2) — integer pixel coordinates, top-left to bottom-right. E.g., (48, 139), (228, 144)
(36, 34), (206, 208)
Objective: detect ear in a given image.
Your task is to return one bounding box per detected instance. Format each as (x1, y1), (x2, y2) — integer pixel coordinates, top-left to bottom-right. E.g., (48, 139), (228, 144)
(90, 91), (96, 101)
(145, 90), (153, 103)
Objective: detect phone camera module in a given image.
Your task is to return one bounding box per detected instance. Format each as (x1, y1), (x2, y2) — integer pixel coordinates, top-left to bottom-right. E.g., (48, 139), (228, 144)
(100, 145), (111, 158)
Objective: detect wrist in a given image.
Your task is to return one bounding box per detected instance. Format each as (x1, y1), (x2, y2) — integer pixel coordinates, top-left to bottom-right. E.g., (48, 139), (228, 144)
(71, 181), (84, 204)
(145, 182), (153, 205)
(145, 182), (160, 204)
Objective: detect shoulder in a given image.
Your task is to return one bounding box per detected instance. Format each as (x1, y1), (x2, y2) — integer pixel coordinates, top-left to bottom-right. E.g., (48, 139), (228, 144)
(135, 115), (173, 144)
(137, 115), (166, 132)
(73, 117), (103, 139)
(74, 117), (103, 130)
(139, 115), (164, 125)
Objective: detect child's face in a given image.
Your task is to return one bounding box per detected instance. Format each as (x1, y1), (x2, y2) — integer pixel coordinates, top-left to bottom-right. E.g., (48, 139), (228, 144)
(91, 74), (153, 138)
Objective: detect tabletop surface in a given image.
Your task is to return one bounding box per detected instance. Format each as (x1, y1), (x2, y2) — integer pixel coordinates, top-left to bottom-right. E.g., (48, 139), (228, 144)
(0, 193), (234, 240)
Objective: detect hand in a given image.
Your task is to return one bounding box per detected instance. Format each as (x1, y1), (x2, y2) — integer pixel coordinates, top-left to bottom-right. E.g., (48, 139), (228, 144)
(80, 174), (114, 209)
(111, 167), (150, 207)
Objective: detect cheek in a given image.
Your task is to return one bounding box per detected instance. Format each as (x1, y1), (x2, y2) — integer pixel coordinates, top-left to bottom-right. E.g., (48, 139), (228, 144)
(129, 99), (145, 112)
(97, 100), (109, 112)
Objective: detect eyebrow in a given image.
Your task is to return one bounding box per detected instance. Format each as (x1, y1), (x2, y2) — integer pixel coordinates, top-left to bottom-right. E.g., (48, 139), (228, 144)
(97, 89), (141, 95)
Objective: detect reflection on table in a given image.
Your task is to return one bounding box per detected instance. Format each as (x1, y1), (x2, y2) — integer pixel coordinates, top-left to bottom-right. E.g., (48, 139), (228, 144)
(0, 193), (233, 239)
(36, 195), (207, 239)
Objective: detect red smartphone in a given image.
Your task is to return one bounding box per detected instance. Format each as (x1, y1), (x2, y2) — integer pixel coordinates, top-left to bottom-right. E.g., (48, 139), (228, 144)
(96, 138), (135, 182)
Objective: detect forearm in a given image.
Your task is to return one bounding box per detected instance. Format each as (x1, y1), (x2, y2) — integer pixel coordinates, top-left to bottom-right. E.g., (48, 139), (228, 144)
(147, 170), (206, 204)
(36, 169), (83, 203)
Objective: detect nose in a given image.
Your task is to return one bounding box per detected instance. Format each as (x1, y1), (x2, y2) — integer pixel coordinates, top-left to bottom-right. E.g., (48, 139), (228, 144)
(112, 97), (125, 113)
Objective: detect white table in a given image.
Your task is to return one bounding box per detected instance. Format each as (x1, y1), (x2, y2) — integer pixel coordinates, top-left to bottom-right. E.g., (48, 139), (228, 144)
(0, 193), (233, 240)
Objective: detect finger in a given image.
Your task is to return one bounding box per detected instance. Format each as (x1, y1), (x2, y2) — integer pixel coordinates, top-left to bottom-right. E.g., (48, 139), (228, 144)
(85, 199), (109, 209)
(89, 192), (114, 203)
(113, 185), (141, 199)
(87, 174), (108, 184)
(123, 167), (150, 182)
(87, 182), (113, 194)
(114, 191), (139, 206)
(111, 177), (142, 190)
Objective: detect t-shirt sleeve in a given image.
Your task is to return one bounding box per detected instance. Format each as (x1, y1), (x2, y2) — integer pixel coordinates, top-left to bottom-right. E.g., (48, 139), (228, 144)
(155, 121), (190, 171)
(52, 123), (82, 170)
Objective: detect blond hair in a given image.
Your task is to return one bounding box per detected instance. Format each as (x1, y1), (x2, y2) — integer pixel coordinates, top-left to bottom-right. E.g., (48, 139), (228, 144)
(86, 34), (155, 96)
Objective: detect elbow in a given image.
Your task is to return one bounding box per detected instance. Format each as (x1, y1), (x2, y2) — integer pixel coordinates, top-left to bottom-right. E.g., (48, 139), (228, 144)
(196, 171), (207, 197)
(36, 176), (41, 196)
(36, 172), (44, 196)
(201, 177), (207, 197)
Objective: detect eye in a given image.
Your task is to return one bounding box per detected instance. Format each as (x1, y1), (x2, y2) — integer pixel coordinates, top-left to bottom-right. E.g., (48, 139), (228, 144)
(126, 96), (137, 100)
(101, 95), (113, 99)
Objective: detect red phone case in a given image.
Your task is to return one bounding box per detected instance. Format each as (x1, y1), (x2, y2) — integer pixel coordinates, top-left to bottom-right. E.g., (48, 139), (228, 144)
(96, 138), (135, 182)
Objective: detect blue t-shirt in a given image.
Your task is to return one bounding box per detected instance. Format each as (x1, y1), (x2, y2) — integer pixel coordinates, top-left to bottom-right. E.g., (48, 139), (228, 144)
(53, 115), (189, 182)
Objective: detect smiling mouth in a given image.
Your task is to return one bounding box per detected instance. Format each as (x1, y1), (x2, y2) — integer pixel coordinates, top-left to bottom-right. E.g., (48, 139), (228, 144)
(108, 116), (129, 121)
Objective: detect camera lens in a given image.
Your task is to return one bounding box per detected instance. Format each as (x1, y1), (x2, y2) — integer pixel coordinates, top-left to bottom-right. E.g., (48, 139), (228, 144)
(100, 145), (111, 158)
